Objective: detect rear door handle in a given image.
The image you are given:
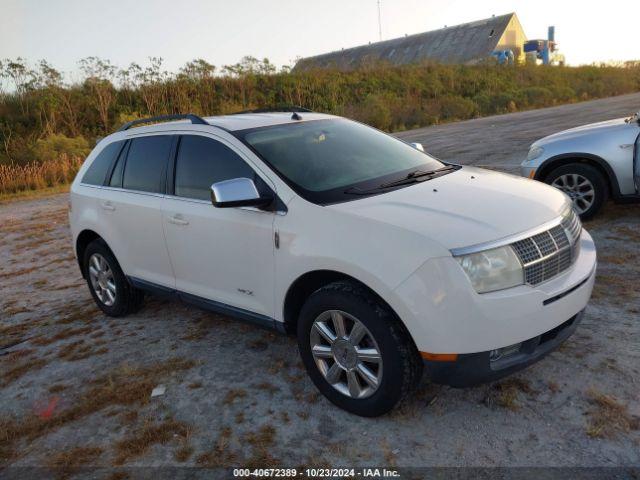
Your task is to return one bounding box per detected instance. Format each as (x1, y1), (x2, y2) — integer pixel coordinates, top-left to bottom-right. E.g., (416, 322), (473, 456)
(101, 201), (115, 211)
(168, 214), (189, 226)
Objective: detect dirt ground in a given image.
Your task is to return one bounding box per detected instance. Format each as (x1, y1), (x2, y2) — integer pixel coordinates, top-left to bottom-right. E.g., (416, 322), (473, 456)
(1, 101), (640, 477)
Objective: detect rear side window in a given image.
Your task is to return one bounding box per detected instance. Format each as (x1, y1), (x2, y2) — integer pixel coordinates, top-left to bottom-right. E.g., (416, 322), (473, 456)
(122, 135), (173, 193)
(108, 143), (127, 188)
(174, 135), (255, 201)
(82, 141), (124, 185)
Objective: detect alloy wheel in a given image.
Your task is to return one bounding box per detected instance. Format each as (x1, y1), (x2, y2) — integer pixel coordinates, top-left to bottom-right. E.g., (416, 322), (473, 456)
(310, 310), (383, 399)
(551, 173), (595, 215)
(88, 253), (116, 306)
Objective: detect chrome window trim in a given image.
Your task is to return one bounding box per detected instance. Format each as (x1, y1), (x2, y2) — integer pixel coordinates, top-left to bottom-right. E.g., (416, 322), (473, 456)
(78, 183), (103, 190)
(450, 215), (564, 257)
(78, 184), (284, 214)
(163, 194), (285, 215)
(99, 185), (165, 198)
(81, 183), (166, 198)
(164, 194), (211, 205)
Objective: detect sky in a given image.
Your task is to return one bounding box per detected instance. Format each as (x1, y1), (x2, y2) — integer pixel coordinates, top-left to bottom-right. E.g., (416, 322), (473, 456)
(1, 0), (639, 79)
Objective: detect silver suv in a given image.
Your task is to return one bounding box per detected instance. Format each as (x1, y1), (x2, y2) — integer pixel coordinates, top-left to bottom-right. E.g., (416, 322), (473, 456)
(521, 112), (640, 219)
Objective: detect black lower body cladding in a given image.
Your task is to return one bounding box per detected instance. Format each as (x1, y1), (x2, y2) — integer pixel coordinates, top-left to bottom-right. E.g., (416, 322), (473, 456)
(424, 310), (583, 388)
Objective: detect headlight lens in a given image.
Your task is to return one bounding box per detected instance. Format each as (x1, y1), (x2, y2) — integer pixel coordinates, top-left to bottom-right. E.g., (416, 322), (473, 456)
(526, 146), (544, 161)
(456, 246), (524, 293)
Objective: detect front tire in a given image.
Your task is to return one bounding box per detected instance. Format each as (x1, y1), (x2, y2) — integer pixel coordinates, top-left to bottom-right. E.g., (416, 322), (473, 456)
(545, 163), (608, 220)
(83, 239), (144, 317)
(297, 281), (422, 416)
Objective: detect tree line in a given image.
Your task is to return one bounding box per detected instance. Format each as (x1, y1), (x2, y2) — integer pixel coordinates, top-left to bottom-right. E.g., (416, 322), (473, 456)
(1, 56), (639, 168)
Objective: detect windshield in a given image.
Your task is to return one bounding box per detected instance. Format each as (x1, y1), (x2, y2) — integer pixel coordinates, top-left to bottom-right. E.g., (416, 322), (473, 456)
(237, 119), (445, 204)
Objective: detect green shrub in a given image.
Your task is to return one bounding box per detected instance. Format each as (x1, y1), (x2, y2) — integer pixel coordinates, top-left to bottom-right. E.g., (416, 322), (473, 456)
(32, 134), (91, 163)
(521, 86), (555, 107)
(550, 85), (576, 103)
(489, 92), (519, 114)
(0, 57), (639, 174)
(356, 93), (395, 131)
(438, 96), (478, 121)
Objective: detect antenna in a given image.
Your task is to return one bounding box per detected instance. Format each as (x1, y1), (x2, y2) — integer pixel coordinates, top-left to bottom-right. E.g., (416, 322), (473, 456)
(377, 0), (382, 41)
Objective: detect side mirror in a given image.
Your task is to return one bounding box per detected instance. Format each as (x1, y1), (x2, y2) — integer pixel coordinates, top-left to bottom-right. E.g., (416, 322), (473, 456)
(411, 142), (425, 152)
(211, 178), (273, 209)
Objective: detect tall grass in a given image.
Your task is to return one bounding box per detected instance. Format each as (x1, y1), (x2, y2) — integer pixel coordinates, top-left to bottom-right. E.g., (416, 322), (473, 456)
(0, 57), (639, 195)
(0, 154), (82, 195)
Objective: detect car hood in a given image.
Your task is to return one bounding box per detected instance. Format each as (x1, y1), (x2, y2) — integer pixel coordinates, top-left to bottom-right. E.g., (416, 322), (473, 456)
(534, 117), (632, 146)
(330, 166), (568, 251)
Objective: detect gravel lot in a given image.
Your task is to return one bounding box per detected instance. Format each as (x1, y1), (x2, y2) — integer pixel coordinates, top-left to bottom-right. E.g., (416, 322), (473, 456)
(1, 97), (639, 477)
(396, 91), (640, 172)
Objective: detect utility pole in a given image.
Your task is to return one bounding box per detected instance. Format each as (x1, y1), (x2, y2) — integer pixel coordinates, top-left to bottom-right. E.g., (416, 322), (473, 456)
(377, 0), (382, 41)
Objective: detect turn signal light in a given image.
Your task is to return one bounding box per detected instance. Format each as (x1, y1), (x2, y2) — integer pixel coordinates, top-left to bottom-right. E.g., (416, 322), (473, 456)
(420, 352), (458, 362)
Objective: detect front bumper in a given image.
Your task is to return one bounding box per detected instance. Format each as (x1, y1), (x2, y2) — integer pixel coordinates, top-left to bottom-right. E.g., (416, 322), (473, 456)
(520, 164), (538, 180)
(391, 229), (596, 354)
(424, 309), (583, 387)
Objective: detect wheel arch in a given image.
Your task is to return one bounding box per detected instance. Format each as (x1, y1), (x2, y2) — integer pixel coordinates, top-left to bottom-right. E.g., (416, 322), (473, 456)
(535, 153), (620, 198)
(282, 269), (410, 339)
(75, 229), (103, 277)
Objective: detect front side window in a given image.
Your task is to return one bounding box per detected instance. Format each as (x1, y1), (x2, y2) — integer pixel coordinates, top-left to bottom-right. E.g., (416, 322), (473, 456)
(174, 135), (256, 201)
(238, 119), (445, 204)
(82, 140), (124, 185)
(122, 135), (173, 193)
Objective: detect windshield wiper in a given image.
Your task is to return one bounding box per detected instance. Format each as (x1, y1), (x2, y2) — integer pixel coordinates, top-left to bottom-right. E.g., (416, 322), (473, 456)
(379, 165), (458, 188)
(344, 165), (459, 195)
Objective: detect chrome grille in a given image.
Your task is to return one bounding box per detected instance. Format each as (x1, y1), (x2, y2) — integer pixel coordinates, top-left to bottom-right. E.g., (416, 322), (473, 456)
(561, 206), (582, 261)
(550, 225), (570, 249)
(511, 208), (582, 286)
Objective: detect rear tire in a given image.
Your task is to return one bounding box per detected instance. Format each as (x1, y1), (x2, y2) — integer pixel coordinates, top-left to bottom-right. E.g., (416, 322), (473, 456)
(83, 239), (144, 317)
(545, 163), (608, 220)
(297, 281), (422, 417)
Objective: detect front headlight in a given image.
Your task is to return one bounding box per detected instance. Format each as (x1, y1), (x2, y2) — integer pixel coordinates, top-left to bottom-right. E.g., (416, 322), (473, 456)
(526, 146), (544, 162)
(455, 246), (524, 293)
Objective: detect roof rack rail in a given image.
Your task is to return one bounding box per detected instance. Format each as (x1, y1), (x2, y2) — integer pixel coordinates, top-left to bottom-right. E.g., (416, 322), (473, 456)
(231, 106), (313, 115)
(117, 114), (208, 132)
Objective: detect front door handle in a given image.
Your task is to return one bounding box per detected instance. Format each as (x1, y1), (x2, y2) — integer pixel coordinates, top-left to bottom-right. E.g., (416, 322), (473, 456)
(101, 201), (115, 211)
(168, 214), (189, 226)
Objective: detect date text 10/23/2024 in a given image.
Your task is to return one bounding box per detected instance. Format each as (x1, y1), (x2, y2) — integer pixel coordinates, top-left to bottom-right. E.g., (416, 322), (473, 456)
(233, 468), (400, 478)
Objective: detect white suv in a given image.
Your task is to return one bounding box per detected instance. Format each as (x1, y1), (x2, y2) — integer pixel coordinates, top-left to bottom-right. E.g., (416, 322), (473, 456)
(70, 111), (596, 416)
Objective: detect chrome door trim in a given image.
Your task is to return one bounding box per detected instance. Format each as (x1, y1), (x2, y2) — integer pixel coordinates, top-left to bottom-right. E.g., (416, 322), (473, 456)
(163, 194), (285, 215)
(99, 185), (166, 198)
(78, 183), (104, 190)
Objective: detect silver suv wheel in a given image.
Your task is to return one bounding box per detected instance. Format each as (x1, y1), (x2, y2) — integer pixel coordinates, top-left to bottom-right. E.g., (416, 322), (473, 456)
(88, 253), (116, 306)
(310, 310), (383, 399)
(551, 173), (595, 215)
